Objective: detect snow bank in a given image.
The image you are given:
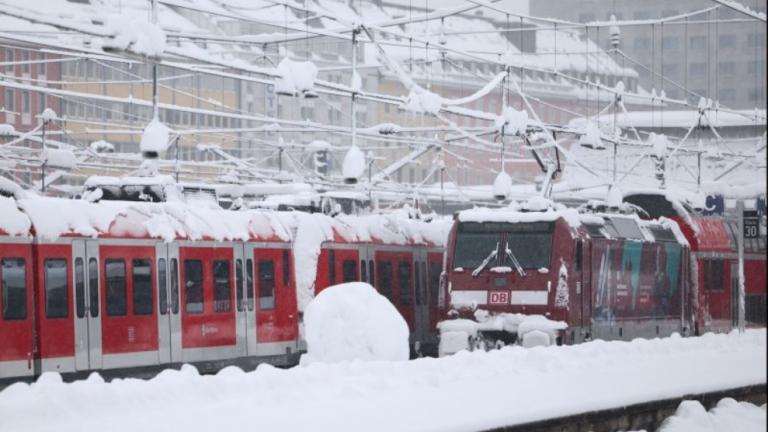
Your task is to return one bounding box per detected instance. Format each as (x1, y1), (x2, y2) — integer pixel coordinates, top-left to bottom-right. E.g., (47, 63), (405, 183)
(301, 282), (409, 364)
(438, 313), (567, 354)
(1, 330), (763, 432)
(643, 398), (766, 432)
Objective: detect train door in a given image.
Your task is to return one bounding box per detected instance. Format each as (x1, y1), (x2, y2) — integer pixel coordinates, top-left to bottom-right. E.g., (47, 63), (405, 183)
(232, 243), (248, 357)
(426, 251), (443, 339)
(156, 243), (182, 364)
(413, 248), (430, 349)
(72, 239), (102, 371)
(253, 247), (298, 346)
(580, 240), (593, 338)
(359, 245), (375, 287)
(243, 244), (257, 355)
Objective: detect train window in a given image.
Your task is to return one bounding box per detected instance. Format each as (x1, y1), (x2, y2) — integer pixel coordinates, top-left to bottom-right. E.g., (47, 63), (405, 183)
(648, 226), (677, 242)
(378, 261), (393, 301)
(422, 262), (429, 304)
(1, 258), (26, 320)
(703, 259), (725, 292)
(258, 260), (275, 310)
(44, 259), (68, 319)
(398, 261), (411, 306)
(360, 260), (367, 283)
(89, 258), (99, 317)
(236, 259), (243, 312)
(454, 227), (499, 269)
(75, 258), (85, 318)
(414, 262), (422, 305)
(607, 218), (644, 240)
(575, 241), (583, 272)
(184, 260), (203, 314)
(328, 250), (336, 285)
(105, 259), (127, 316)
(368, 260), (375, 287)
(283, 250), (291, 286)
(601, 220), (620, 238)
(429, 262), (441, 306)
(246, 258), (254, 311)
(170, 258), (179, 315)
(342, 260), (357, 283)
(585, 224), (606, 239)
(133, 259), (153, 316)
(158, 258), (167, 315)
(213, 260), (231, 313)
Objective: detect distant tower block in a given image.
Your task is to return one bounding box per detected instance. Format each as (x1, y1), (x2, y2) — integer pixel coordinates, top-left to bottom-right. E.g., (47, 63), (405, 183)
(609, 15), (621, 49)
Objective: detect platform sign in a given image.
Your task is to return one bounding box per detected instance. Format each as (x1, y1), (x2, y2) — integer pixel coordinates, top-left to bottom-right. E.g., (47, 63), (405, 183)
(743, 210), (759, 239)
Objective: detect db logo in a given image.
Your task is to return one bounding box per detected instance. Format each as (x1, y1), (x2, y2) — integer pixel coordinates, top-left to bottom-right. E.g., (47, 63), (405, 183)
(488, 291), (510, 305)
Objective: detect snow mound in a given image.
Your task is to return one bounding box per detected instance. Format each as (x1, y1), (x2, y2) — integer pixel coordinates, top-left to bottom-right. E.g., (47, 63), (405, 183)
(276, 58), (318, 97)
(301, 282), (409, 364)
(492, 171), (512, 200)
(42, 148), (77, 169)
(40, 108), (57, 122)
(657, 398), (766, 432)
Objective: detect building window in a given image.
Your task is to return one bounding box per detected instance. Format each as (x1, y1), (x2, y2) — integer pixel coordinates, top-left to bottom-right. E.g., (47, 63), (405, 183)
(4, 48), (13, 73)
(633, 38), (651, 50)
(633, 11), (652, 20)
(748, 88), (764, 101)
(213, 260), (231, 313)
(105, 259), (127, 316)
(132, 259), (152, 315)
(747, 34), (765, 47)
(3, 89), (13, 111)
(689, 63), (707, 78)
(184, 260), (203, 314)
(718, 88), (736, 101)
(718, 62), (736, 75)
(398, 261), (411, 306)
(661, 37), (679, 51)
(661, 9), (678, 17)
(20, 51), (29, 74)
(258, 259), (275, 310)
(44, 259), (68, 319)
(21, 91), (29, 113)
(1, 258), (26, 320)
(719, 34), (737, 48)
(689, 36), (707, 50)
(342, 260), (357, 283)
(578, 12), (595, 22)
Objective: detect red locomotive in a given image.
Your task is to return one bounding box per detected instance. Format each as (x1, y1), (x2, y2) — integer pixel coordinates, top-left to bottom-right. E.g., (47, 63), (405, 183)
(439, 192), (766, 350)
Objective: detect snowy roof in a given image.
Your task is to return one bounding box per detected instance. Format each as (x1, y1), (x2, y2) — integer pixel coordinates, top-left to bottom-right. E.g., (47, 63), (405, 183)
(0, 196), (31, 237)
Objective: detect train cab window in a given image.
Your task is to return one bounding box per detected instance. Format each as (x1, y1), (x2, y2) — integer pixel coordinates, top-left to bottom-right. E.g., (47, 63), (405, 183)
(133, 259), (152, 315)
(184, 260), (204, 314)
(258, 260), (275, 310)
(75, 258), (85, 318)
(282, 250), (291, 286)
(368, 260), (375, 287)
(246, 258), (254, 311)
(44, 259), (68, 319)
(429, 262), (441, 306)
(503, 222), (554, 269)
(585, 224), (606, 239)
(213, 260), (232, 313)
(1, 258), (26, 320)
(378, 261), (393, 301)
(105, 259), (127, 316)
(601, 220), (621, 238)
(158, 258), (167, 315)
(607, 218), (644, 240)
(342, 260), (357, 283)
(88, 258), (99, 317)
(170, 258), (179, 314)
(360, 259), (367, 283)
(648, 226), (677, 242)
(398, 261), (412, 306)
(236, 259), (243, 312)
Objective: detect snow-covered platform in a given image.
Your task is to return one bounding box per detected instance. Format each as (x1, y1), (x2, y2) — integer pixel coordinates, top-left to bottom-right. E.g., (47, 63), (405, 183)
(0, 330), (764, 432)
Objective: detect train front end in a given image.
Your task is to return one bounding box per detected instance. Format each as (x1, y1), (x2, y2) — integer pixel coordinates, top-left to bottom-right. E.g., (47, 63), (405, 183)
(440, 206), (581, 352)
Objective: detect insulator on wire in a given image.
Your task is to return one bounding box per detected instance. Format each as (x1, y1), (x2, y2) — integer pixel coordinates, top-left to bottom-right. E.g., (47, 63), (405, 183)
(609, 14), (621, 49)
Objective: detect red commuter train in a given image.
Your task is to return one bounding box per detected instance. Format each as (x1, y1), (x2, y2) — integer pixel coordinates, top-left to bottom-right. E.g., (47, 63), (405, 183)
(0, 187), (449, 386)
(440, 192), (766, 348)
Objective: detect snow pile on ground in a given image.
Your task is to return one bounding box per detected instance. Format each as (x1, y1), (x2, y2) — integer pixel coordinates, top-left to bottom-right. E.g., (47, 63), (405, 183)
(0, 330), (763, 432)
(276, 58), (318, 96)
(437, 313), (568, 355)
(628, 398), (767, 432)
(301, 282), (409, 364)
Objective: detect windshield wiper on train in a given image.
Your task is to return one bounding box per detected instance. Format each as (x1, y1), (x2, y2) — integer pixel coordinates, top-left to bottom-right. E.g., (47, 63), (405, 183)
(505, 242), (527, 277)
(472, 243), (498, 277)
